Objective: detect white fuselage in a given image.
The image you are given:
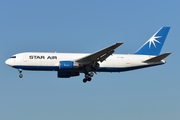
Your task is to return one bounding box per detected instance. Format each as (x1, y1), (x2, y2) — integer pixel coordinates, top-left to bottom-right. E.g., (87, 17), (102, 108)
(5, 52), (165, 72)
(4, 27), (170, 82)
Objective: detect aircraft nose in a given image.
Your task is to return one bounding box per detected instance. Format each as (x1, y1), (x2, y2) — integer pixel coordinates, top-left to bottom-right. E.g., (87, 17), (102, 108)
(5, 59), (12, 66)
(5, 59), (9, 65)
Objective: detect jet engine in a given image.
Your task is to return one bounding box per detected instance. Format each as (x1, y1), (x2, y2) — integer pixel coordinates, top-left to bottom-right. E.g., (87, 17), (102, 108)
(59, 61), (79, 69)
(57, 71), (80, 78)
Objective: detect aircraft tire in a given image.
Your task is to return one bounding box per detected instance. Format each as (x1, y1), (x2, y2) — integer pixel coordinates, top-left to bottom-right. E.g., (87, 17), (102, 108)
(19, 74), (23, 78)
(87, 77), (92, 81)
(83, 78), (87, 83)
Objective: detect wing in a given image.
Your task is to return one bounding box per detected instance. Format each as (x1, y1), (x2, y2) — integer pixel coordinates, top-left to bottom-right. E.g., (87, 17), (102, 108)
(76, 42), (123, 65)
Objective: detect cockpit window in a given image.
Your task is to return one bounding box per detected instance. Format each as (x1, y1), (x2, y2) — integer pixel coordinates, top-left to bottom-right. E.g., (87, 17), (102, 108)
(10, 56), (16, 58)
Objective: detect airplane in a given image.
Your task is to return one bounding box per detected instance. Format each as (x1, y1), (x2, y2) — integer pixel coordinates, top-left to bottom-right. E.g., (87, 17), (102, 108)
(5, 27), (171, 83)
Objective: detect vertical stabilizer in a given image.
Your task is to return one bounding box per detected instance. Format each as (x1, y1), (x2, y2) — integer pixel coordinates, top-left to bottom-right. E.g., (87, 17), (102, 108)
(135, 27), (170, 56)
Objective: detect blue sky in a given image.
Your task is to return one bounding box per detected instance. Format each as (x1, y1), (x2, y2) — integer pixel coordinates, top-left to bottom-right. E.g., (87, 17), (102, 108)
(0, 0), (179, 120)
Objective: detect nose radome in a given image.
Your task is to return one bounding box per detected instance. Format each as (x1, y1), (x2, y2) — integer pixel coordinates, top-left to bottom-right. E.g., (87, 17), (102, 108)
(5, 59), (8, 65)
(5, 59), (11, 66)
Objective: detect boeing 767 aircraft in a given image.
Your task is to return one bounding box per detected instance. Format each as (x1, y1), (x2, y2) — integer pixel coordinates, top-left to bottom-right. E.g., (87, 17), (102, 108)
(5, 27), (171, 83)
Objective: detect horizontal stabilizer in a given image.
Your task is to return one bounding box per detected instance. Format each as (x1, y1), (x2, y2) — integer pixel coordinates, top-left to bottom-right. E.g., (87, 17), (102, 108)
(143, 52), (171, 63)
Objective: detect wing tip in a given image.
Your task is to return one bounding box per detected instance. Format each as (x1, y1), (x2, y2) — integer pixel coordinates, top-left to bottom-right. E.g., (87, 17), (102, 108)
(116, 42), (123, 46)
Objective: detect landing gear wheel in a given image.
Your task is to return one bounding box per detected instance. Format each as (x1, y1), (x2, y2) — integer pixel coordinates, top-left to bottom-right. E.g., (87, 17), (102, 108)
(87, 77), (92, 81)
(83, 72), (95, 83)
(83, 78), (87, 83)
(83, 77), (91, 83)
(18, 69), (23, 78)
(19, 74), (23, 78)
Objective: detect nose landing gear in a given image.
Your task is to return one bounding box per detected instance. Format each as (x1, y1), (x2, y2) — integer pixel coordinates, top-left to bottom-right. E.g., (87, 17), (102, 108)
(18, 69), (23, 78)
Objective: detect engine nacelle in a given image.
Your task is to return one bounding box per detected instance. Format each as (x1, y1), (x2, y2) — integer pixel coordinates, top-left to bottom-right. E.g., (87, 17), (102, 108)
(57, 71), (80, 78)
(59, 61), (79, 69)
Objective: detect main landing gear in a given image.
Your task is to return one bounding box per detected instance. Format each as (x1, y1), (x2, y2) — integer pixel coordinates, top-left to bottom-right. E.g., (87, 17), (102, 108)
(18, 69), (23, 78)
(83, 72), (94, 83)
(82, 62), (99, 83)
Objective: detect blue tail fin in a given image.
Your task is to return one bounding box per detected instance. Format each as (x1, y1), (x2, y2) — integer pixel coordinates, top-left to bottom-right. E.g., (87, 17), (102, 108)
(135, 27), (170, 56)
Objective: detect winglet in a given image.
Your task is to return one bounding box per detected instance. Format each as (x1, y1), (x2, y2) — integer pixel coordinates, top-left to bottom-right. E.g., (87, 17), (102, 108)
(143, 52), (171, 63)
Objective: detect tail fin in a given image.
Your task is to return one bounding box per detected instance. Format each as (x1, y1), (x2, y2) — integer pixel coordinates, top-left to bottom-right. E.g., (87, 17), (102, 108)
(135, 27), (170, 56)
